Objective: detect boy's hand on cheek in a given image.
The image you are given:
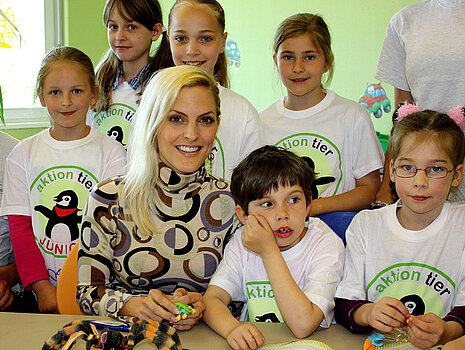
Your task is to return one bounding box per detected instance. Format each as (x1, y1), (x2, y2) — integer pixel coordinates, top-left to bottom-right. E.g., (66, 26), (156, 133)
(406, 313), (445, 349)
(242, 213), (278, 257)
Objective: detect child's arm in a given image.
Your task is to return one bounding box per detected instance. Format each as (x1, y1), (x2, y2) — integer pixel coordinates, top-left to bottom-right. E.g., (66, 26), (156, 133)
(204, 285), (265, 350)
(242, 214), (325, 338)
(310, 170), (381, 216)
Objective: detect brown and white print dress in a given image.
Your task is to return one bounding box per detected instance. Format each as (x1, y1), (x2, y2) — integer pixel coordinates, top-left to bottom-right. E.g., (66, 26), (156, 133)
(77, 164), (238, 318)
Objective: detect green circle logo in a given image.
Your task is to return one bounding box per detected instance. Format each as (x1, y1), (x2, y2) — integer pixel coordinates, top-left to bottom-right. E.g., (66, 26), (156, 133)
(377, 281), (445, 317)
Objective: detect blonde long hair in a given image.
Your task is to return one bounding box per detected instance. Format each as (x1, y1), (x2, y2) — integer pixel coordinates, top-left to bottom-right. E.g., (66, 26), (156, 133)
(120, 65), (220, 236)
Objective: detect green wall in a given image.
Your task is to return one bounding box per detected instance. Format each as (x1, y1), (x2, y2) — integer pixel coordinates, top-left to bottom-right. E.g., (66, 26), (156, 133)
(5, 0), (420, 139)
(63, 0), (108, 65)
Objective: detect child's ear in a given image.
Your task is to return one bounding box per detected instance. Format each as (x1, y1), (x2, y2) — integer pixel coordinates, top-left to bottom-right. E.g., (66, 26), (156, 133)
(152, 23), (163, 42)
(306, 200), (311, 217)
(90, 85), (99, 107)
(39, 93), (46, 107)
(452, 164), (464, 187)
(219, 32), (228, 54)
(273, 53), (277, 67)
(235, 205), (248, 225)
(389, 159), (396, 183)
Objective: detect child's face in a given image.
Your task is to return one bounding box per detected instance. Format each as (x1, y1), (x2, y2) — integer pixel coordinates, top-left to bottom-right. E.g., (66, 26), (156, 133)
(241, 184), (310, 251)
(39, 61), (96, 140)
(390, 136), (464, 227)
(157, 85), (219, 174)
(274, 34), (328, 109)
(169, 3), (227, 77)
(107, 6), (161, 70)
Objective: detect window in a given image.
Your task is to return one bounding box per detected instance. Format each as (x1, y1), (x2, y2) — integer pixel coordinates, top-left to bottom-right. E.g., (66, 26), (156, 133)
(0, 0), (62, 128)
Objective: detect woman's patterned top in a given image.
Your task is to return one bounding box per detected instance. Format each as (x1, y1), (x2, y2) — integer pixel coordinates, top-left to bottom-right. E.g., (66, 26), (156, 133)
(77, 164), (238, 318)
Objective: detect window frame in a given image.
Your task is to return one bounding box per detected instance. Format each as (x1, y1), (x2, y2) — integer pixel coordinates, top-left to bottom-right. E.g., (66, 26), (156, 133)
(1, 0), (63, 129)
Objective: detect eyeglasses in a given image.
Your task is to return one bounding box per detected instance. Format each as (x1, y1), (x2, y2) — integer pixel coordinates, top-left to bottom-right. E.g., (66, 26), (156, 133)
(393, 165), (455, 179)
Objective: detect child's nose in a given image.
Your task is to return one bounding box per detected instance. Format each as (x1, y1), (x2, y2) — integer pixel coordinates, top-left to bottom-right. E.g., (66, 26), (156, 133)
(115, 28), (126, 41)
(412, 169), (429, 187)
(186, 41), (200, 55)
(61, 92), (72, 106)
(275, 204), (289, 220)
(293, 58), (304, 73)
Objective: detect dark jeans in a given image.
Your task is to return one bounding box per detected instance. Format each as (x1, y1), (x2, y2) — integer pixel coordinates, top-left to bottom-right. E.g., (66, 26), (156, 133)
(3, 290), (39, 313)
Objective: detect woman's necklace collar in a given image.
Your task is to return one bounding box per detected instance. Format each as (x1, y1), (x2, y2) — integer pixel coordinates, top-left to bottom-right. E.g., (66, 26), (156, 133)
(157, 163), (207, 192)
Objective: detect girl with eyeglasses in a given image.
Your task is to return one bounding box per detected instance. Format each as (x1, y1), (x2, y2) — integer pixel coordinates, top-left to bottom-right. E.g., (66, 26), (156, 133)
(335, 105), (465, 349)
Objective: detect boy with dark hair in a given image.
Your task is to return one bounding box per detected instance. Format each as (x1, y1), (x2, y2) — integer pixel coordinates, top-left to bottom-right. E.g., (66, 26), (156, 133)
(203, 145), (345, 349)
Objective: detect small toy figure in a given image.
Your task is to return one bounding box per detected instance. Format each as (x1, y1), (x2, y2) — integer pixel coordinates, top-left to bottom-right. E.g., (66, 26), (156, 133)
(362, 328), (407, 349)
(363, 338), (376, 350)
(225, 39), (241, 67)
(359, 83), (391, 119)
(174, 302), (196, 322)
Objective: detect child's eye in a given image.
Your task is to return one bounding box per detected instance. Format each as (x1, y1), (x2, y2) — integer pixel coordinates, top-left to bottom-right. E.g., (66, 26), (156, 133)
(429, 166), (446, 173)
(400, 165), (415, 172)
(282, 55), (293, 61)
(427, 166), (448, 177)
(72, 89), (82, 94)
(129, 24), (137, 30)
(288, 197), (300, 204)
(108, 24), (117, 30)
(49, 90), (60, 95)
(175, 36), (187, 43)
(200, 36), (213, 43)
(259, 201), (272, 208)
(305, 55), (316, 61)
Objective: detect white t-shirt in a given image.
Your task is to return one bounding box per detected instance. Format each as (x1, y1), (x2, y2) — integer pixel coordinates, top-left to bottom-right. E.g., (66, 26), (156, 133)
(260, 90), (384, 198)
(0, 128), (126, 285)
(375, 0), (465, 112)
(0, 131), (19, 267)
(210, 218), (345, 327)
(87, 83), (138, 150)
(336, 201), (465, 318)
(207, 85), (266, 180)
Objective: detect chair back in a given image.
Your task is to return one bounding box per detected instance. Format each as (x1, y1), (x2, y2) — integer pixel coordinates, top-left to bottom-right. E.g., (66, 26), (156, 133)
(317, 211), (357, 244)
(56, 242), (85, 315)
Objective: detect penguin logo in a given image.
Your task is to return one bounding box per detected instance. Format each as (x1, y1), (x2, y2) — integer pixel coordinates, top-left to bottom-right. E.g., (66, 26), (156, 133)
(107, 126), (125, 146)
(400, 294), (426, 316)
(302, 156), (335, 199)
(254, 312), (280, 323)
(34, 190), (82, 243)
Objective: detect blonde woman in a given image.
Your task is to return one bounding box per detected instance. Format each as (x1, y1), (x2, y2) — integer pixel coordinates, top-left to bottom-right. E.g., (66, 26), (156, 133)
(77, 66), (238, 330)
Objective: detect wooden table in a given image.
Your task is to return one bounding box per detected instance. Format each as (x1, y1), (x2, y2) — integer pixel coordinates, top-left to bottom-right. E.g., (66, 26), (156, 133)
(0, 312), (367, 349)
